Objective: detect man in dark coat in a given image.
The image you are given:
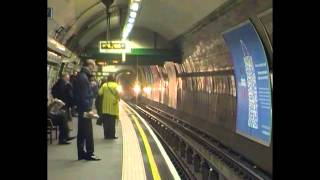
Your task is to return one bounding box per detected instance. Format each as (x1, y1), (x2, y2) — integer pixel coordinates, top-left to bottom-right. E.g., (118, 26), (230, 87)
(73, 59), (101, 161)
(51, 74), (73, 109)
(70, 71), (78, 117)
(48, 99), (75, 144)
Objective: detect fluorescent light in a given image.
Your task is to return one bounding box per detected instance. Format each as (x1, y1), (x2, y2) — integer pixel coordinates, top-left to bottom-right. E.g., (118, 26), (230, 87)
(122, 33), (128, 40)
(128, 17), (135, 23)
(126, 26), (133, 35)
(126, 23), (133, 30)
(49, 39), (57, 45)
(123, 25), (132, 39)
(122, 29), (130, 39)
(126, 28), (132, 35)
(124, 28), (130, 34)
(49, 38), (66, 51)
(57, 44), (66, 51)
(130, 2), (139, 11)
(122, 1), (141, 40)
(130, 11), (137, 18)
(48, 51), (58, 56)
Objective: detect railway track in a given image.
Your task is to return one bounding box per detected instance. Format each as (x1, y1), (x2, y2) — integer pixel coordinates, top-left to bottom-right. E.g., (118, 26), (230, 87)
(126, 101), (272, 180)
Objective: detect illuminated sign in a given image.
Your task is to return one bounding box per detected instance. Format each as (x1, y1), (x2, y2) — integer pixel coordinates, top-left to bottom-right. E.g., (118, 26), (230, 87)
(99, 41), (131, 54)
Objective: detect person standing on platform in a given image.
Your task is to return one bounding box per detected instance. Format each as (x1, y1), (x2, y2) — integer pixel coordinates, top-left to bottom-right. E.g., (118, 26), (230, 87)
(98, 75), (120, 139)
(63, 74), (74, 122)
(90, 76), (99, 98)
(70, 71), (78, 86)
(95, 77), (107, 126)
(73, 59), (101, 161)
(51, 74), (68, 101)
(70, 71), (78, 117)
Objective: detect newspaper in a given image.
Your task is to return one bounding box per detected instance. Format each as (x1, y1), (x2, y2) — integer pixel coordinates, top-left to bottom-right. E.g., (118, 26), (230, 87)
(84, 111), (99, 119)
(48, 99), (66, 114)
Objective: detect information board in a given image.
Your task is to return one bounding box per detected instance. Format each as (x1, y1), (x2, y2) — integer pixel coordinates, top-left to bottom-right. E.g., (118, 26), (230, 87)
(222, 21), (272, 146)
(99, 41), (131, 54)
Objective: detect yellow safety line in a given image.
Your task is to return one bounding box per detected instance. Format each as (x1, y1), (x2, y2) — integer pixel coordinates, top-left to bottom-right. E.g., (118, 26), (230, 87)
(120, 104), (146, 180)
(124, 106), (161, 180)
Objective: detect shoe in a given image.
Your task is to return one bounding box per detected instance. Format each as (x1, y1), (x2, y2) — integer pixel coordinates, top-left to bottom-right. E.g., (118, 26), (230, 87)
(58, 141), (71, 145)
(105, 136), (118, 139)
(85, 155), (101, 161)
(66, 136), (76, 141)
(78, 155), (86, 160)
(84, 112), (99, 119)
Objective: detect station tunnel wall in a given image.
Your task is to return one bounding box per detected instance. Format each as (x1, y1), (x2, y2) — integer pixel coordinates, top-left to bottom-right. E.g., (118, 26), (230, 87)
(135, 0), (273, 175)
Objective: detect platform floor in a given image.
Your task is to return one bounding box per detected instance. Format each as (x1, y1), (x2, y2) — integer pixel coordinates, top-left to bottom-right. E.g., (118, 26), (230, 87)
(48, 101), (179, 180)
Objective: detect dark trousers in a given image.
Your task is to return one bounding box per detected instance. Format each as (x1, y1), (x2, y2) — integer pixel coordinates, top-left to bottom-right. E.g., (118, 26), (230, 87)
(102, 114), (117, 138)
(62, 105), (72, 122)
(71, 106), (77, 116)
(49, 112), (70, 142)
(66, 107), (72, 122)
(77, 112), (94, 157)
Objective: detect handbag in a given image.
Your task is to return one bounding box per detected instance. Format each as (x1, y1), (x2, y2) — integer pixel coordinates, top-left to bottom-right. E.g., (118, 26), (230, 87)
(96, 116), (103, 126)
(95, 90), (103, 126)
(107, 83), (119, 105)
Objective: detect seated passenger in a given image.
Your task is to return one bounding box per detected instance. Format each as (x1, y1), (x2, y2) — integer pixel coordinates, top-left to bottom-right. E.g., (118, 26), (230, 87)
(51, 74), (74, 122)
(48, 99), (76, 144)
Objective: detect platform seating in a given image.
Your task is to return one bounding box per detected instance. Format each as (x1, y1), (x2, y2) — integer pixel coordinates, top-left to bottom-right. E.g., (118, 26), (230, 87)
(47, 118), (58, 144)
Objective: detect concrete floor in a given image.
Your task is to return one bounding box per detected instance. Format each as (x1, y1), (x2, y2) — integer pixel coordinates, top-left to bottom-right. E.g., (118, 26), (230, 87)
(48, 117), (123, 180)
(48, 102), (179, 180)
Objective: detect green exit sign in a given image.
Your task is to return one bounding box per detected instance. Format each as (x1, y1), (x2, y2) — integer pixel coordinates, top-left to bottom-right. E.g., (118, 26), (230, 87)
(99, 41), (131, 54)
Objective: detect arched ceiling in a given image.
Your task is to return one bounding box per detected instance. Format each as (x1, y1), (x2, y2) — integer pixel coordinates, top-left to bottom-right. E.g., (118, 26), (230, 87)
(135, 0), (227, 41)
(77, 15), (119, 47)
(48, 0), (228, 50)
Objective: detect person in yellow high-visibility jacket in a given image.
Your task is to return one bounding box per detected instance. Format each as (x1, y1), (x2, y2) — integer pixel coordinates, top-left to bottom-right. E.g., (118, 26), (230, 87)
(98, 75), (120, 139)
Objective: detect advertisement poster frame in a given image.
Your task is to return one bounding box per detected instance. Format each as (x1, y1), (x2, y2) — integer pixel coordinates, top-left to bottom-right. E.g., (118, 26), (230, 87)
(222, 20), (272, 146)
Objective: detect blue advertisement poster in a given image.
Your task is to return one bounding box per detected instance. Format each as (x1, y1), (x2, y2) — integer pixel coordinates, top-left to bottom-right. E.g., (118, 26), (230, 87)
(222, 21), (272, 146)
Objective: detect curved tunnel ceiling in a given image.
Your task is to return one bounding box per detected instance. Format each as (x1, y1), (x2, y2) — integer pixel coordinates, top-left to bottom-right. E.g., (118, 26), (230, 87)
(135, 0), (227, 41)
(48, 0), (100, 37)
(48, 0), (228, 49)
(78, 16), (120, 47)
(62, 3), (106, 44)
(48, 0), (127, 42)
